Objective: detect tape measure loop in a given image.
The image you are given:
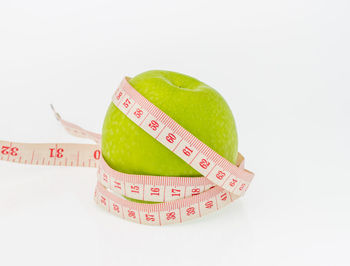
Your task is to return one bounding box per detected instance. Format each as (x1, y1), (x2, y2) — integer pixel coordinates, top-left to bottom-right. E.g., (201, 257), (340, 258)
(0, 77), (254, 225)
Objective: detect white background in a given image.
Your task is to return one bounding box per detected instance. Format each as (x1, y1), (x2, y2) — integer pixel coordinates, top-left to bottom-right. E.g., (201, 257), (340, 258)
(0, 1), (349, 266)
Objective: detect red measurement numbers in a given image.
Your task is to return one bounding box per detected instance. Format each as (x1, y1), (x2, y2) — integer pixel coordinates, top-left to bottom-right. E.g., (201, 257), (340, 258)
(166, 212), (176, 220)
(149, 120), (159, 131)
(199, 159), (210, 169)
(49, 148), (64, 158)
(116, 91), (123, 100)
(229, 178), (238, 187)
(131, 185), (140, 193)
(150, 187), (160, 196)
(123, 98), (131, 108)
(216, 171), (226, 180)
(133, 108), (143, 118)
(166, 133), (176, 143)
(128, 210), (136, 219)
(186, 207), (195, 216)
(205, 201), (214, 209)
(191, 188), (200, 196)
(93, 150), (101, 160)
(145, 214), (155, 222)
(1, 146), (19, 156)
(183, 146), (193, 156)
(171, 188), (181, 197)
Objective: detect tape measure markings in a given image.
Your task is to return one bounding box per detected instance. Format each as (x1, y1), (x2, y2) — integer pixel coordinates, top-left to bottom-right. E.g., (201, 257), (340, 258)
(1, 76), (254, 225)
(98, 156), (218, 202)
(113, 78), (253, 194)
(94, 181), (239, 225)
(0, 117), (248, 223)
(0, 140), (100, 168)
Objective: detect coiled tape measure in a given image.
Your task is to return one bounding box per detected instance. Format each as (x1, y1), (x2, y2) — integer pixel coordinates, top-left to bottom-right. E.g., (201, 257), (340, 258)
(0, 77), (254, 225)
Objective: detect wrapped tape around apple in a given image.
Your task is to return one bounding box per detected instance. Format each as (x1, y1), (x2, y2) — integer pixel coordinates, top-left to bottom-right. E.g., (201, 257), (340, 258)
(0, 77), (254, 225)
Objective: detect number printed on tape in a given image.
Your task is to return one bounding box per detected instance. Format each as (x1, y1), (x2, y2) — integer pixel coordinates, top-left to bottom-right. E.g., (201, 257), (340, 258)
(207, 165), (231, 186)
(157, 127), (182, 151)
(141, 114), (165, 138)
(191, 153), (215, 176)
(128, 103), (148, 125)
(143, 185), (164, 202)
(119, 95), (136, 115)
(174, 140), (198, 163)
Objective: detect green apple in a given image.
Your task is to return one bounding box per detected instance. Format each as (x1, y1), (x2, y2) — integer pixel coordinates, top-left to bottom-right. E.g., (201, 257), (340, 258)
(102, 70), (238, 184)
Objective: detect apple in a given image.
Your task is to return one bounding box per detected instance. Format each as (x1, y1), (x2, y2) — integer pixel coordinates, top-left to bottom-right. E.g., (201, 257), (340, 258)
(102, 70), (238, 187)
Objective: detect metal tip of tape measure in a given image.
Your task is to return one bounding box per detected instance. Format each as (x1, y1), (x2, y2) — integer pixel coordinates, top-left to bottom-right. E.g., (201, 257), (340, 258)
(50, 104), (62, 121)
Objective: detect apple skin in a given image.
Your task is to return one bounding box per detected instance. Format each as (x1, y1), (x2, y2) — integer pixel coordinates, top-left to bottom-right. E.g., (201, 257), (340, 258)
(102, 70), (238, 178)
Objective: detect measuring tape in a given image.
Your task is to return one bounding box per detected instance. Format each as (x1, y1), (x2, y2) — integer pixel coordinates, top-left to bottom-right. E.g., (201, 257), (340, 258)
(0, 77), (254, 225)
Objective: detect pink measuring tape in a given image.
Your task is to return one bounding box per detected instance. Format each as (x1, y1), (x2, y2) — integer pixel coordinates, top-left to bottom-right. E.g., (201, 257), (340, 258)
(0, 77), (255, 225)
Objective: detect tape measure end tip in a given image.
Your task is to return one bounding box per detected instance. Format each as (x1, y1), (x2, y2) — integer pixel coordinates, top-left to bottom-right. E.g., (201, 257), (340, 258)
(50, 104), (62, 121)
